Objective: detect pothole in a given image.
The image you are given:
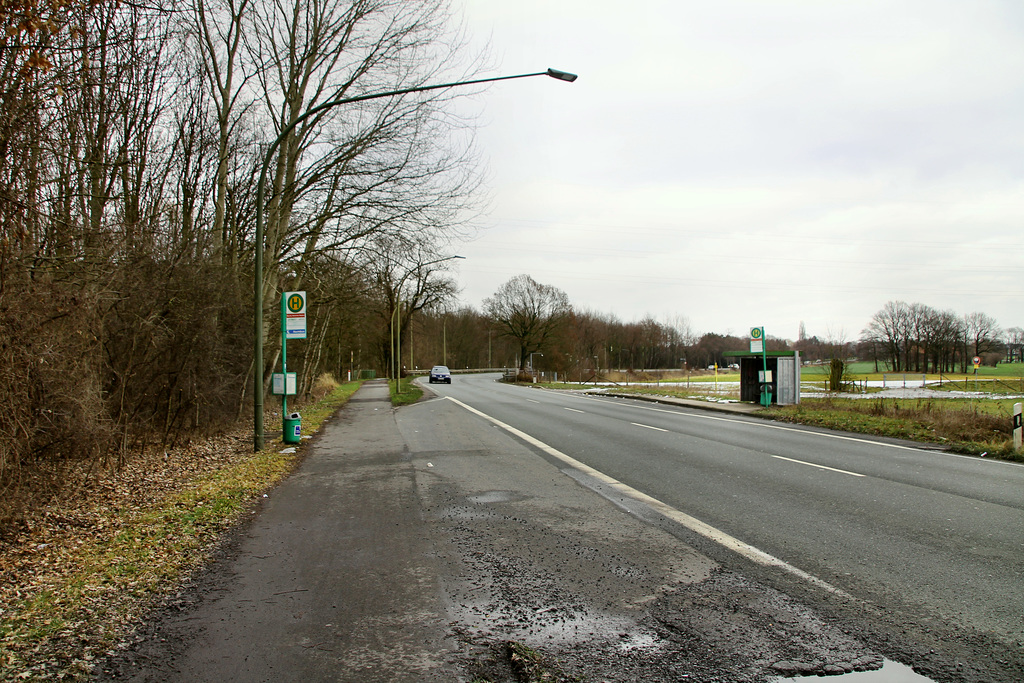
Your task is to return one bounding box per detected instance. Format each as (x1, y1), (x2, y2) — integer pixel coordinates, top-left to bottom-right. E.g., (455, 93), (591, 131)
(775, 658), (939, 682)
(468, 490), (520, 504)
(652, 570), (883, 679)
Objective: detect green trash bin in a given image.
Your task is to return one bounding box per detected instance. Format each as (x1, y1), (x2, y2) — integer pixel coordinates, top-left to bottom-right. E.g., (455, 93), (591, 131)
(283, 412), (301, 444)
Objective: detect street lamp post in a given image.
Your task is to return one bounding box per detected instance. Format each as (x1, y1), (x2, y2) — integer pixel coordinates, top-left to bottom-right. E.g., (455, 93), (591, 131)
(254, 69), (577, 450)
(391, 303), (401, 382)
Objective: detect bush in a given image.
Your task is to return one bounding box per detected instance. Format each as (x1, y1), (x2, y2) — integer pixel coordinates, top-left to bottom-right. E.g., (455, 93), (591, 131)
(0, 280), (110, 525)
(309, 373), (341, 402)
(0, 257), (251, 527)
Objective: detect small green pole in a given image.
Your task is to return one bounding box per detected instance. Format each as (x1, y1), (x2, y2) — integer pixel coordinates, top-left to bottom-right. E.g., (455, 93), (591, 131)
(760, 327), (769, 406)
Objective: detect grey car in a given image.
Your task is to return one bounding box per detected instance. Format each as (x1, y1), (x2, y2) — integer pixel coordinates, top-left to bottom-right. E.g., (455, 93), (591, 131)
(429, 365), (452, 383)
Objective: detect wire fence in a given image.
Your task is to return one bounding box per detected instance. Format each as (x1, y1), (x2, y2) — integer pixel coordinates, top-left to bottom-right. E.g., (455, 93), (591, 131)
(936, 375), (1024, 393)
(881, 373), (927, 388)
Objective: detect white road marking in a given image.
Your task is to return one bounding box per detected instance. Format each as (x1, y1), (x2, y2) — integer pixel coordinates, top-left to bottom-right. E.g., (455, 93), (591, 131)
(564, 407), (584, 413)
(444, 396), (853, 599)
(572, 393), (1024, 469)
(631, 422), (668, 432)
(526, 399), (540, 404)
(577, 394), (921, 451)
(771, 455), (865, 477)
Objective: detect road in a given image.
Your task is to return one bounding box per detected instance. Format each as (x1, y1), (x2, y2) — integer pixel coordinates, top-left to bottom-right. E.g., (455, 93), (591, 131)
(424, 373), (1024, 678)
(96, 376), (1024, 682)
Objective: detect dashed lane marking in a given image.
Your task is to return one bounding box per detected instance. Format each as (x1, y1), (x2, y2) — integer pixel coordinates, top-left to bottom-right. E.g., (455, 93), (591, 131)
(631, 422), (668, 432)
(572, 393), (1024, 469)
(772, 455), (865, 477)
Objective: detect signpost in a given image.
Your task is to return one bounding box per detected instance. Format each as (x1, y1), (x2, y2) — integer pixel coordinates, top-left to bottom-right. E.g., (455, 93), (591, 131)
(750, 326), (764, 354)
(751, 327), (770, 406)
(285, 291), (307, 340)
(281, 291), (307, 443)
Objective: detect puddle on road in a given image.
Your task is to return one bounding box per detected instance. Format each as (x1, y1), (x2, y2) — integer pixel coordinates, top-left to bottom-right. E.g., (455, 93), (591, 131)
(775, 658), (937, 682)
(468, 490), (519, 504)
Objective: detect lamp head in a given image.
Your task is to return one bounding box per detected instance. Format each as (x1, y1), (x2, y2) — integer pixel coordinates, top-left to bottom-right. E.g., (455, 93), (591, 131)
(546, 68), (578, 82)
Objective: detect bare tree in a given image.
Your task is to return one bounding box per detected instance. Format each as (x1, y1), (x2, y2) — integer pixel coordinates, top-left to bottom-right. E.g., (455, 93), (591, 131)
(245, 0), (482, 390)
(484, 275), (572, 373)
(925, 309), (962, 373)
(190, 0), (258, 267)
(568, 309), (610, 377)
(0, 0), (490, 520)
(963, 312), (1001, 370)
(863, 301), (910, 371)
(862, 302), (1003, 374)
(363, 235), (461, 374)
(907, 304), (934, 373)
(1004, 327), (1024, 364)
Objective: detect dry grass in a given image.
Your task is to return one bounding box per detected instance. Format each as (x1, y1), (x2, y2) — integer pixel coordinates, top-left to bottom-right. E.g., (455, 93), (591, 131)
(771, 397), (1020, 459)
(0, 380), (360, 681)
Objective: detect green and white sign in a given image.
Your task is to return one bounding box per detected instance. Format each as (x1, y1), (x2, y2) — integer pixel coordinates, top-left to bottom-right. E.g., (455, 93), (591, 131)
(750, 326), (764, 353)
(284, 291), (307, 340)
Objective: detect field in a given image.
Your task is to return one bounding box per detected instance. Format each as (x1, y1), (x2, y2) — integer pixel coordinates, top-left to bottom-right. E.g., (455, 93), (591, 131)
(800, 360), (1024, 381)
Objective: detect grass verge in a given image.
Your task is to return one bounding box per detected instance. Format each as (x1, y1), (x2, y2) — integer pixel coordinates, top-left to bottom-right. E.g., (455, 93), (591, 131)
(768, 397), (1022, 461)
(0, 381), (362, 681)
(390, 378), (424, 406)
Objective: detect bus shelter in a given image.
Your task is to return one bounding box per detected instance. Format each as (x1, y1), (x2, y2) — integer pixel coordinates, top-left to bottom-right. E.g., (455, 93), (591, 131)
(723, 350), (801, 405)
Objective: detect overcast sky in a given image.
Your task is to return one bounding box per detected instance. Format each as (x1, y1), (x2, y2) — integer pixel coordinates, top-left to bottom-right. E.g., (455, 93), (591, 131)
(446, 0), (1023, 342)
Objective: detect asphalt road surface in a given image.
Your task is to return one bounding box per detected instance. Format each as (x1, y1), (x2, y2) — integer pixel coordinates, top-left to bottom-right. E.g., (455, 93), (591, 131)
(430, 375), (1024, 635)
(96, 376), (1024, 682)
(423, 374), (1024, 680)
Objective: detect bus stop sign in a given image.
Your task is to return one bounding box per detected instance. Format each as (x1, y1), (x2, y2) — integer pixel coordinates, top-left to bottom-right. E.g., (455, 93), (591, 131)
(284, 291), (307, 340)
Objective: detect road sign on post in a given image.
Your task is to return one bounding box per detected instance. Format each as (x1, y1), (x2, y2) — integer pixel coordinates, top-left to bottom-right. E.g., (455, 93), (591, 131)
(750, 326), (764, 354)
(751, 326), (770, 406)
(280, 291), (307, 440)
(284, 291), (307, 340)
